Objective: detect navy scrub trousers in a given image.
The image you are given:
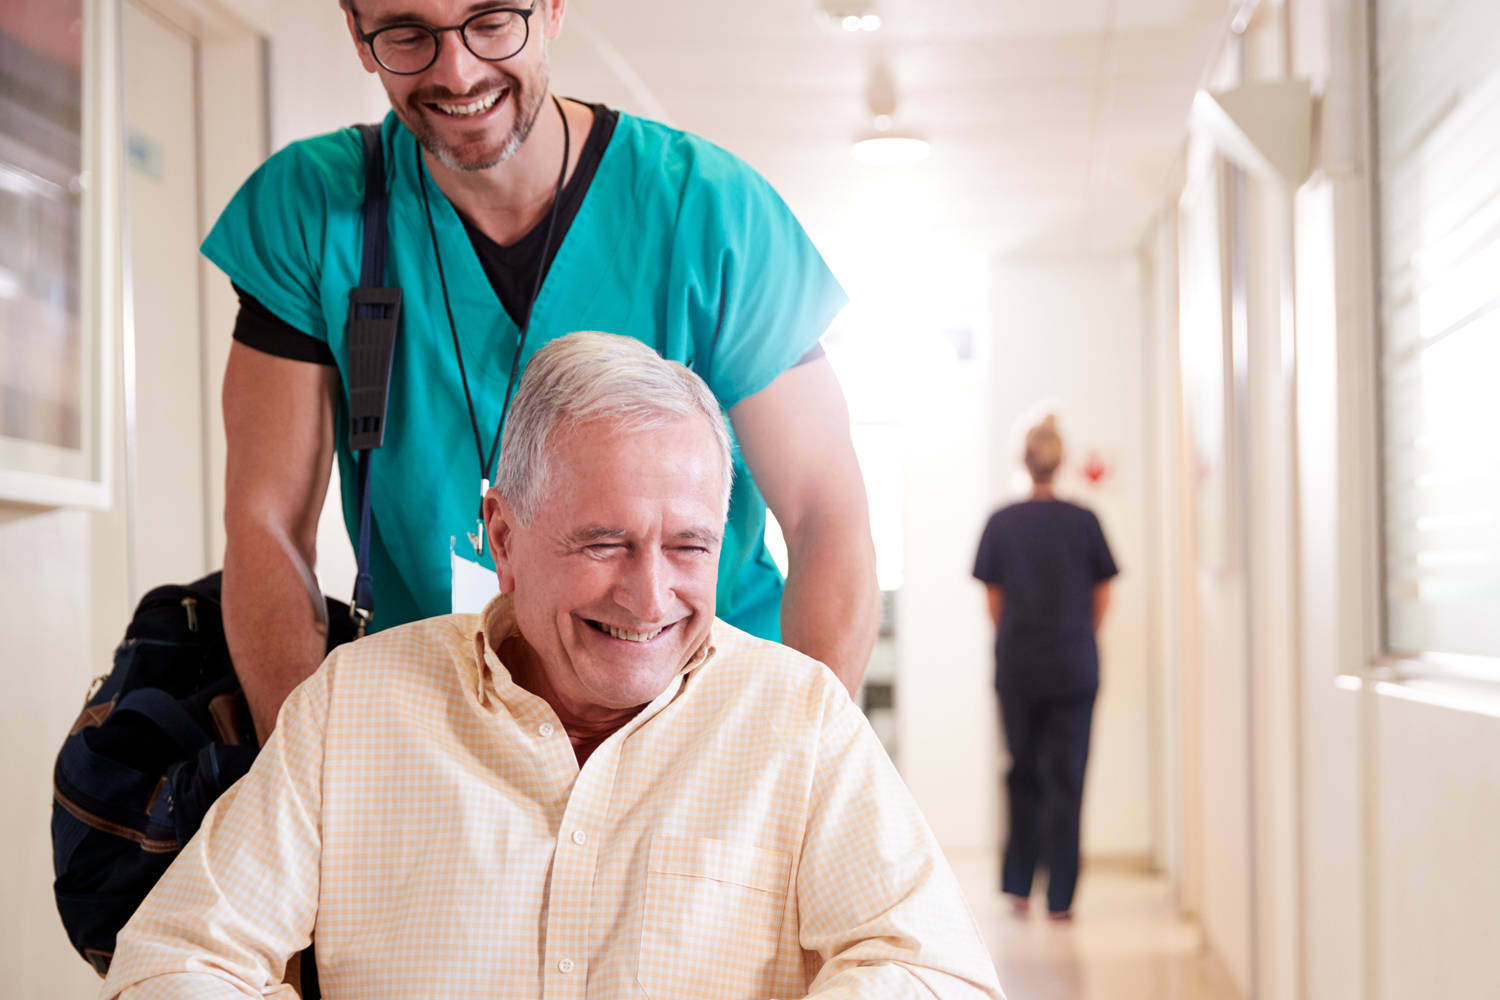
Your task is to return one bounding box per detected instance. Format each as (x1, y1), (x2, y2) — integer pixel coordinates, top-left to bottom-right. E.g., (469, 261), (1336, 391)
(997, 685), (1096, 914)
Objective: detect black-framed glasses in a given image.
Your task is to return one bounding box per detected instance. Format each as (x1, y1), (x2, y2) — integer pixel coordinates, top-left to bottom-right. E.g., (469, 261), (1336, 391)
(355, 4), (537, 75)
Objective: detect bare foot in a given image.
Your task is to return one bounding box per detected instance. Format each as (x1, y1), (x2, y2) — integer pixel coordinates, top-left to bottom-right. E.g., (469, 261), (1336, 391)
(1047, 909), (1073, 922)
(1007, 894), (1031, 917)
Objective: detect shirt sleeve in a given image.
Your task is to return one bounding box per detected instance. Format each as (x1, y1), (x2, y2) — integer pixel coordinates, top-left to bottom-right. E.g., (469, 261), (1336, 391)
(1088, 511), (1119, 582)
(101, 656), (336, 1000)
(232, 285), (336, 365)
(794, 684), (1005, 999)
(689, 151), (848, 411)
(972, 513), (1004, 585)
(201, 129), (365, 349)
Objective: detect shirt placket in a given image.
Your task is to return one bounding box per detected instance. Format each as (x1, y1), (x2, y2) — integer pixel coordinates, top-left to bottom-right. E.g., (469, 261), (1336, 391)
(537, 673), (690, 999)
(540, 752), (608, 999)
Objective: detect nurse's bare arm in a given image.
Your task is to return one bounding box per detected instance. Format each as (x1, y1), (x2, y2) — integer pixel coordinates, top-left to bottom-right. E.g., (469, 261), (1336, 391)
(222, 341), (338, 742)
(1092, 580), (1112, 632)
(985, 585), (1004, 628)
(730, 357), (879, 697)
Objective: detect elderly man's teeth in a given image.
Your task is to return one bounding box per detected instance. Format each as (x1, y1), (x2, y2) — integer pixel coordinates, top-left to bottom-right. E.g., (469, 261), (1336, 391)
(435, 92), (501, 117)
(604, 624), (664, 642)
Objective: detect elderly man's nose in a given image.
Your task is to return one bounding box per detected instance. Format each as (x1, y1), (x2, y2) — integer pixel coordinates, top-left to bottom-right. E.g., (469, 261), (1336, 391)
(616, 553), (672, 622)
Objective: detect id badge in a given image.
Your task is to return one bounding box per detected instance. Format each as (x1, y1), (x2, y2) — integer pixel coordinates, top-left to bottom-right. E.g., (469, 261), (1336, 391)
(451, 538), (500, 613)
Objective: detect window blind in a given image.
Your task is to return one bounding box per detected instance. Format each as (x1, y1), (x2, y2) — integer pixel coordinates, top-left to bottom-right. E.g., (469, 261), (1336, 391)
(1376, 0), (1500, 659)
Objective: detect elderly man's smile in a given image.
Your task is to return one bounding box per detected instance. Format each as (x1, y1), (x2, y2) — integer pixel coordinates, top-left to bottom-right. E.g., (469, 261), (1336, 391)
(583, 618), (673, 643)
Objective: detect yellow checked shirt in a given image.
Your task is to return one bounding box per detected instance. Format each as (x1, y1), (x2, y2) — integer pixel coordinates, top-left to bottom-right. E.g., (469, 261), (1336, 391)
(103, 598), (1004, 1000)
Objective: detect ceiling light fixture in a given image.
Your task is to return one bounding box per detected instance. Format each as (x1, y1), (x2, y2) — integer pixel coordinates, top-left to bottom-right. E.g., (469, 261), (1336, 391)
(819, 1), (883, 33)
(850, 63), (929, 166)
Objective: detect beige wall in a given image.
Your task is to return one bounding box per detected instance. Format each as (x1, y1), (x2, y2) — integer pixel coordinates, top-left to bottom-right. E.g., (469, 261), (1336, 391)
(228, 0), (388, 150)
(0, 507), (118, 997)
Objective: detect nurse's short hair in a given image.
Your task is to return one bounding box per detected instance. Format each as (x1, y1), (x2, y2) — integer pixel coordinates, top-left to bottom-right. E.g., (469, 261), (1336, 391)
(495, 332), (733, 525)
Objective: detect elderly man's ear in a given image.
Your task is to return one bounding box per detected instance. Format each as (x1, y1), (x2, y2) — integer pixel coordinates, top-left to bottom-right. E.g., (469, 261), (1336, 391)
(483, 492), (518, 595)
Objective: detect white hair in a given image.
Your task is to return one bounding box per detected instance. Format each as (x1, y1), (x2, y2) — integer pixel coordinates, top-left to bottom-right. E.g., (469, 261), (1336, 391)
(495, 332), (733, 524)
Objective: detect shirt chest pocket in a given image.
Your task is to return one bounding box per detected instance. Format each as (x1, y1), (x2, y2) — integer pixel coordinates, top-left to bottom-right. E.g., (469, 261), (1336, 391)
(637, 836), (792, 1000)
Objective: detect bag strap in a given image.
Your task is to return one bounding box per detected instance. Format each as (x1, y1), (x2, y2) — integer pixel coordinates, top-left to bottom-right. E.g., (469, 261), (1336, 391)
(346, 122), (402, 635)
(111, 689), (213, 757)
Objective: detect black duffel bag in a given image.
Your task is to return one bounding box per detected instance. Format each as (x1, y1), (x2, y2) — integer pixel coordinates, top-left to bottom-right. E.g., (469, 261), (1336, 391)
(50, 573), (356, 978)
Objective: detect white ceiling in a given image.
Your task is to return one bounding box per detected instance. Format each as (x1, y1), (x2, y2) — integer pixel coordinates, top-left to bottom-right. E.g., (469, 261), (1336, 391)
(554, 0), (1230, 262)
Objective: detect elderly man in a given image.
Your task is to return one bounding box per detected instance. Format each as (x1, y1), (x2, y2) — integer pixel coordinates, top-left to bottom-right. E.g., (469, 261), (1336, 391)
(101, 333), (1003, 1000)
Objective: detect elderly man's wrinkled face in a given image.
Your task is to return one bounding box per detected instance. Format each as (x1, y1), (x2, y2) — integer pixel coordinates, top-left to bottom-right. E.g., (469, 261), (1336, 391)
(488, 415), (724, 717)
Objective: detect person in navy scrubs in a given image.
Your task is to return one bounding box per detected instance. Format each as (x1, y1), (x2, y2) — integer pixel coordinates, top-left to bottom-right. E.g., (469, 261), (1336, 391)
(972, 414), (1117, 919)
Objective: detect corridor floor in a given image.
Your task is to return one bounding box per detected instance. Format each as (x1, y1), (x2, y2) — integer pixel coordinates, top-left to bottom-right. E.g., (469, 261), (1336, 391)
(950, 851), (1243, 1000)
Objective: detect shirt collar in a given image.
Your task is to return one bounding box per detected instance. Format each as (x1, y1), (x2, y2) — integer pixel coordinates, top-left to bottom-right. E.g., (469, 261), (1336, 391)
(465, 594), (719, 710)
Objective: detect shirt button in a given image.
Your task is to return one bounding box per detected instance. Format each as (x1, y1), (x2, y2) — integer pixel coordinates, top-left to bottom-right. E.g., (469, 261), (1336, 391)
(558, 958), (574, 973)
(538, 723), (554, 737)
(571, 829), (587, 846)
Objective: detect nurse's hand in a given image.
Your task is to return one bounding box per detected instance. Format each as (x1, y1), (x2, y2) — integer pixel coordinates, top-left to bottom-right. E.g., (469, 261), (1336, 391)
(729, 356), (880, 698)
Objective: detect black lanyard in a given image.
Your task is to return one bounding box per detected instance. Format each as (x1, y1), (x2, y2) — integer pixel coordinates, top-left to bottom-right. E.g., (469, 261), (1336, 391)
(416, 95), (571, 557)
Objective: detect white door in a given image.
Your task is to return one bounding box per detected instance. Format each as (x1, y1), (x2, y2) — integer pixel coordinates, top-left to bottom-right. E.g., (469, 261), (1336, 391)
(122, 0), (208, 593)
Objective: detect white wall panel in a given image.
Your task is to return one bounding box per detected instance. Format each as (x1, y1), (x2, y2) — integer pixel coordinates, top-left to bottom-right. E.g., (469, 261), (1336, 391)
(1374, 691), (1500, 998)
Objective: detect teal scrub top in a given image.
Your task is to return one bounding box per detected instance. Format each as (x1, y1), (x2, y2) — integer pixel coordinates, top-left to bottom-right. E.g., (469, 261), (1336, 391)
(202, 110), (847, 640)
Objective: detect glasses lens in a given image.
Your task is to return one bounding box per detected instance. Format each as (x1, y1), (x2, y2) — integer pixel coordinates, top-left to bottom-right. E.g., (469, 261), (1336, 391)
(372, 26), (438, 73)
(463, 10), (528, 60)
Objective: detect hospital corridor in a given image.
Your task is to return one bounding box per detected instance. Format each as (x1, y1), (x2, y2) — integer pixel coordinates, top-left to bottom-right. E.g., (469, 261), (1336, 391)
(3, 0), (1498, 998)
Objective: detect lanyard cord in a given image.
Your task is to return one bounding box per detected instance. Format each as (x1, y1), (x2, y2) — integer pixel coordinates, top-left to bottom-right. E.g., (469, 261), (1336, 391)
(416, 95), (572, 533)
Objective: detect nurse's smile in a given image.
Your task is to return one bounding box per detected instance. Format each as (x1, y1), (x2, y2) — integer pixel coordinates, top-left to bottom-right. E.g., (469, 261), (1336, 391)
(429, 89), (507, 119)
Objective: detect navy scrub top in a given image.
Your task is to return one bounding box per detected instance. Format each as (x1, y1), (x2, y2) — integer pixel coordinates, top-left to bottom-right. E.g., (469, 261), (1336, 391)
(973, 499), (1118, 697)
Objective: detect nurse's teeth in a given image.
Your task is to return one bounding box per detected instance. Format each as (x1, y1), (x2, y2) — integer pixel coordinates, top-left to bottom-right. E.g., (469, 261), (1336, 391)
(605, 624), (664, 642)
(436, 92), (501, 117)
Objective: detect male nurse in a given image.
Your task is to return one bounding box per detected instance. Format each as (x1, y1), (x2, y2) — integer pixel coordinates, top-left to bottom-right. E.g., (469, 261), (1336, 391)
(210, 0), (880, 739)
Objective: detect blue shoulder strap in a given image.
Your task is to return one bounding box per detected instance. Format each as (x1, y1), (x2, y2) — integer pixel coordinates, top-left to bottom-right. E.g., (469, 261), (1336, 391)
(346, 123), (401, 635)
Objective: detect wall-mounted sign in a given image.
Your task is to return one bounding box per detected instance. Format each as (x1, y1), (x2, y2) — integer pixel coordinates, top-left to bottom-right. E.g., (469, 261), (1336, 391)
(126, 128), (163, 180)
(1081, 450), (1111, 487)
